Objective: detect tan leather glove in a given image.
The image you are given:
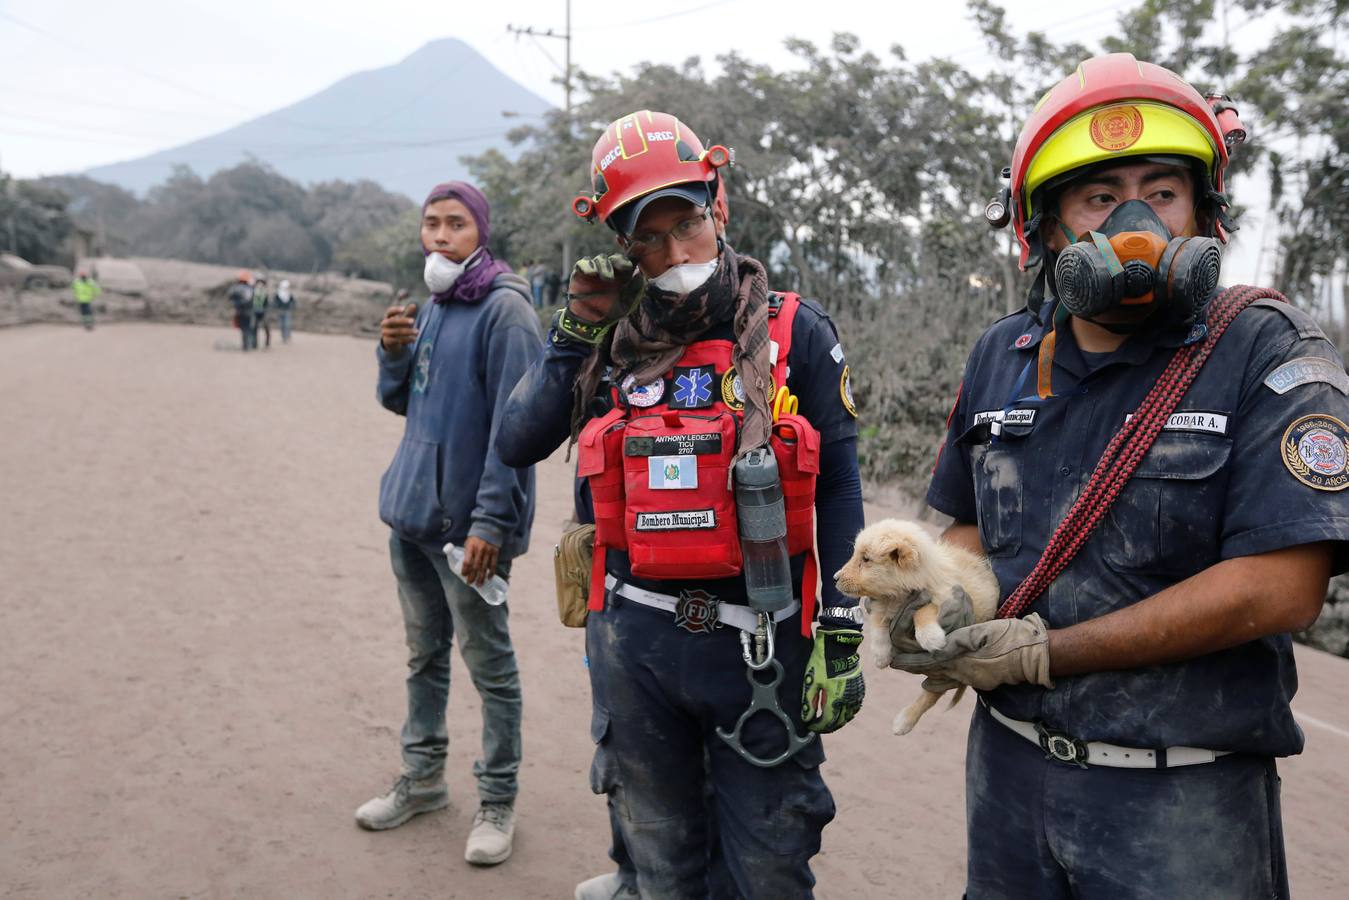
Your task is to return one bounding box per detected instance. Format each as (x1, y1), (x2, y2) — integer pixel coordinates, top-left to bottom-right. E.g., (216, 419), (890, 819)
(889, 613), (1054, 691)
(886, 587), (975, 693)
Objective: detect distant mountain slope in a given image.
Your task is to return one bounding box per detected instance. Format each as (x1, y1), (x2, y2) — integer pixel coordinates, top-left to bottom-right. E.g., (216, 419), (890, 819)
(85, 38), (552, 199)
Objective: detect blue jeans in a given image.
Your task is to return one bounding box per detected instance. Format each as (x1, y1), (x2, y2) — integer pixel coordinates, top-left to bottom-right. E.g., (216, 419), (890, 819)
(278, 309), (292, 342)
(587, 593), (834, 899)
(388, 532), (522, 803)
(965, 700), (1289, 899)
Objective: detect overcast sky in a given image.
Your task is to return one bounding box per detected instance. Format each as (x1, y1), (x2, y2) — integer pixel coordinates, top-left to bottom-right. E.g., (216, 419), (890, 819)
(0, 0), (1278, 281)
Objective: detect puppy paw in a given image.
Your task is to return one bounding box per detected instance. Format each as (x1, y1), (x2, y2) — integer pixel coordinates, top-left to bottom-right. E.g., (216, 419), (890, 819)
(892, 710), (919, 735)
(870, 645), (892, 670)
(915, 622), (948, 651)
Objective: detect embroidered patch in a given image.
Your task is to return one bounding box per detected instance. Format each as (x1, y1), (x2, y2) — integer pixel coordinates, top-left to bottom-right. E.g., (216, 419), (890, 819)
(1264, 357), (1349, 396)
(720, 367), (746, 411)
(674, 589), (720, 633)
(1126, 410), (1230, 435)
(621, 373), (665, 408)
(829, 342), (845, 363)
(648, 455), (698, 490)
(1281, 414), (1349, 491)
(634, 509), (718, 531)
(840, 365), (857, 417)
(1089, 104), (1145, 152)
(670, 365), (715, 409)
(973, 410), (1003, 425)
(1003, 408), (1036, 427)
(626, 433), (724, 457)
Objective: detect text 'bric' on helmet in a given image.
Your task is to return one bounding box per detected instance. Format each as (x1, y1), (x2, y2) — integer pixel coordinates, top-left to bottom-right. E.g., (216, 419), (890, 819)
(572, 110), (734, 236)
(982, 52), (1249, 273)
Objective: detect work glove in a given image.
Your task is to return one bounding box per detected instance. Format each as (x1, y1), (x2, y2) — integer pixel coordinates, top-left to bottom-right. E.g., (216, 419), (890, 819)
(553, 254), (645, 345)
(801, 625), (865, 734)
(890, 610), (1054, 692)
(886, 587), (977, 693)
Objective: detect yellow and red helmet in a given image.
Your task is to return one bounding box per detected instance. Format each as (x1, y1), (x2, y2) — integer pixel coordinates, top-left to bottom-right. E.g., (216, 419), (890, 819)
(573, 110), (732, 235)
(996, 53), (1246, 270)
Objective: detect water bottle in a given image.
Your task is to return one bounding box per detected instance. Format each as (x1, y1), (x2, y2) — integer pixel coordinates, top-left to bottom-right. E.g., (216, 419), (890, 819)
(442, 543), (509, 606)
(733, 448), (794, 612)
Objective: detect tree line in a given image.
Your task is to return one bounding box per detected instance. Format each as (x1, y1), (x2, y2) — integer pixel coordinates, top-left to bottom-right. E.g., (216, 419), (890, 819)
(464, 0), (1346, 490)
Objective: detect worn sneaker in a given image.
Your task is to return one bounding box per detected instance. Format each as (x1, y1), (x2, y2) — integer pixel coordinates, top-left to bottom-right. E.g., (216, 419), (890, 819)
(574, 872), (640, 900)
(354, 774), (449, 831)
(464, 801), (515, 865)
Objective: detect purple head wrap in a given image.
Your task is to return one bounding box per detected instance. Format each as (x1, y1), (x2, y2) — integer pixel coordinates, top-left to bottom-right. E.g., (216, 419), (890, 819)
(422, 181), (513, 304)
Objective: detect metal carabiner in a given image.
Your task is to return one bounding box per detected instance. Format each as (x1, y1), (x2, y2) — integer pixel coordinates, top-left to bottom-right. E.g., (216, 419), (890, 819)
(716, 614), (815, 768)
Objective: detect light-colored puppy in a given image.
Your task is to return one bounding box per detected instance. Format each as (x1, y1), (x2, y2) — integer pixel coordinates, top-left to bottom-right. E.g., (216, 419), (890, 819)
(834, 518), (999, 734)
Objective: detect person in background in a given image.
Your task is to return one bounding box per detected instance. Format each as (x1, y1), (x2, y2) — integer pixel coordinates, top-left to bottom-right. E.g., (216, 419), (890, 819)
(274, 279), (296, 344)
(529, 260), (548, 308)
(72, 270), (101, 331)
(355, 180), (540, 868)
(252, 275), (271, 349)
(228, 271), (255, 351)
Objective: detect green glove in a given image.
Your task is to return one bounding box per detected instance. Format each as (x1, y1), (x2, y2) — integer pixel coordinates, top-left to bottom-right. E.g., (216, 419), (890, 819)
(801, 626), (866, 734)
(555, 253), (645, 345)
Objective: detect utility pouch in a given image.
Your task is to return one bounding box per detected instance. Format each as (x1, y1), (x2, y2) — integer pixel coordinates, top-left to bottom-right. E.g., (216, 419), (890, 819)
(554, 522), (596, 628)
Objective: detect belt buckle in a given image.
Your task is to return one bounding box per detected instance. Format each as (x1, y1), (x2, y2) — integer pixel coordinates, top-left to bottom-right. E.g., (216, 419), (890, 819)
(1035, 722), (1089, 769)
(674, 589), (720, 633)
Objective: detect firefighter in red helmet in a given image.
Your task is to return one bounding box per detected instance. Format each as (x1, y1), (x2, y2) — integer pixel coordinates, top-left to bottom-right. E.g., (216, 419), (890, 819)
(889, 53), (1348, 898)
(498, 110), (865, 898)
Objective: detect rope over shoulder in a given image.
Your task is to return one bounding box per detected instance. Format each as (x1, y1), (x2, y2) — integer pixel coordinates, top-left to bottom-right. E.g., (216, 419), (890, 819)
(996, 285), (1288, 620)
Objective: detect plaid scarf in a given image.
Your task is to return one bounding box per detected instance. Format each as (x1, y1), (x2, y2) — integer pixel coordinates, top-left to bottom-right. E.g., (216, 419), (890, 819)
(571, 244), (773, 459)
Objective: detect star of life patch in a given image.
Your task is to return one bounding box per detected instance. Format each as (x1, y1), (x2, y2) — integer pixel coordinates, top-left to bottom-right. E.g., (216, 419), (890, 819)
(1281, 414), (1349, 491)
(670, 365), (715, 409)
(622, 373), (665, 408)
(1264, 357), (1349, 396)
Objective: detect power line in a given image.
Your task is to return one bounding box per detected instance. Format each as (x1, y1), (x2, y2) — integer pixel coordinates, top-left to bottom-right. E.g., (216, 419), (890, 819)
(575, 0), (743, 31)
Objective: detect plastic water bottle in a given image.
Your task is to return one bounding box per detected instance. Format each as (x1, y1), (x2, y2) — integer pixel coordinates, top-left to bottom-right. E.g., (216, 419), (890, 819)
(733, 448), (794, 612)
(443, 543), (509, 606)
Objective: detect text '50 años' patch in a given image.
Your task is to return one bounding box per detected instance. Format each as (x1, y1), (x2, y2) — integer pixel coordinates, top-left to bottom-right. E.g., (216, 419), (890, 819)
(1282, 414), (1349, 491)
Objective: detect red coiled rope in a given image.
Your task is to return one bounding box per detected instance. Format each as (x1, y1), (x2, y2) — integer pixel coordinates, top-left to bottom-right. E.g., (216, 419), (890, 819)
(997, 285), (1287, 619)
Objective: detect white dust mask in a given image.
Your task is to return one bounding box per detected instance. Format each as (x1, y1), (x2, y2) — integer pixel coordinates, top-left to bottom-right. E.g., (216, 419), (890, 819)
(649, 258), (719, 295)
(423, 247), (481, 294)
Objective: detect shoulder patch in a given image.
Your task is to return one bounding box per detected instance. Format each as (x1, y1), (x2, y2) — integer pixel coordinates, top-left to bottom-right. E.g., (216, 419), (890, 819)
(1281, 414), (1349, 491)
(840, 365), (857, 418)
(1264, 356), (1349, 396)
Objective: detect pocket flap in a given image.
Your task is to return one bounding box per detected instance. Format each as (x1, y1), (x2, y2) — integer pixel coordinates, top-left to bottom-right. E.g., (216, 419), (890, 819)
(578, 407), (626, 477)
(1132, 432), (1232, 481)
(774, 413), (821, 474)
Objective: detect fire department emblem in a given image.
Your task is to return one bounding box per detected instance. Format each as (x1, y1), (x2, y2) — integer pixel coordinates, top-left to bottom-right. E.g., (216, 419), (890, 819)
(622, 374), (664, 408)
(1089, 104), (1145, 152)
(720, 367), (746, 411)
(1014, 333), (1033, 349)
(840, 365), (857, 418)
(1282, 414), (1349, 491)
(674, 589), (720, 633)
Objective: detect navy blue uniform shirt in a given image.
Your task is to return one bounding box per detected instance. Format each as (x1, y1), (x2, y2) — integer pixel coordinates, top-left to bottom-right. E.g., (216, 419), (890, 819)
(498, 294), (864, 613)
(928, 296), (1349, 756)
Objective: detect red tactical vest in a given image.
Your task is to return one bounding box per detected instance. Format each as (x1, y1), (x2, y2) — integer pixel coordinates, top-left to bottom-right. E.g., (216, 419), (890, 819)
(576, 293), (821, 636)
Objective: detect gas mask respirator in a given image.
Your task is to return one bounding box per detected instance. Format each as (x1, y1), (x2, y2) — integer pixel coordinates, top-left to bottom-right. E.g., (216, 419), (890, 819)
(1053, 200), (1223, 327)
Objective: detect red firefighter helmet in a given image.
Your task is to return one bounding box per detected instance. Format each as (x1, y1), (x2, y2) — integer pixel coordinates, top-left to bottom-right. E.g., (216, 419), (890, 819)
(994, 53), (1246, 270)
(573, 110), (732, 235)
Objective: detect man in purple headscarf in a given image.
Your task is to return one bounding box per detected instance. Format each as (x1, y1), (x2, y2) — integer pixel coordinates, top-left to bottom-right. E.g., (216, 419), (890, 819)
(356, 181), (541, 867)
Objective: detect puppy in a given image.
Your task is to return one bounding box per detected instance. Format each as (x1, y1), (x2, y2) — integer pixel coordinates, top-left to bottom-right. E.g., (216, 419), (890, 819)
(834, 518), (999, 734)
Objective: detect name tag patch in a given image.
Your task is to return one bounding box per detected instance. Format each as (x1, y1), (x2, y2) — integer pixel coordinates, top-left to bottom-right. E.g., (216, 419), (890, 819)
(627, 433), (724, 457)
(1264, 357), (1349, 396)
(973, 408), (1036, 429)
(648, 455), (698, 490)
(635, 509), (717, 530)
(1126, 410), (1229, 435)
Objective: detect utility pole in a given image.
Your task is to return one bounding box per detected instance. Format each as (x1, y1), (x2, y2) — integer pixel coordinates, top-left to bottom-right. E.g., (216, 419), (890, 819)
(508, 0), (574, 285)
